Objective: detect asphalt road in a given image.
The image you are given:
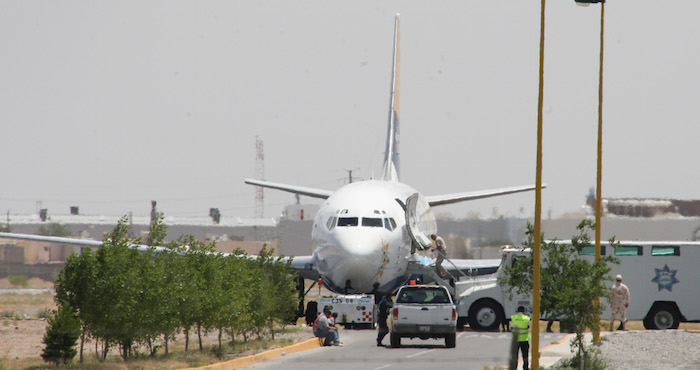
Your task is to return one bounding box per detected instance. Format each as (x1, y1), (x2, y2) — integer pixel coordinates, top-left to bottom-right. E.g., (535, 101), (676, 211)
(244, 330), (568, 370)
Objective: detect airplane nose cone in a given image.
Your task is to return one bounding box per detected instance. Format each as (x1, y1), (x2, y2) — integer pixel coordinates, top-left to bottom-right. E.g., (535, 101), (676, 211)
(315, 230), (388, 292)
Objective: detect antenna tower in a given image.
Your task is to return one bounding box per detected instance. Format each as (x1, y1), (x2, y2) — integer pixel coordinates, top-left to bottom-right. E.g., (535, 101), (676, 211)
(255, 136), (265, 218)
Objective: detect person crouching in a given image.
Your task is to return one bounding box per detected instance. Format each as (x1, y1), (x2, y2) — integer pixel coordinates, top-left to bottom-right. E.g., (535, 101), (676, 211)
(313, 306), (342, 346)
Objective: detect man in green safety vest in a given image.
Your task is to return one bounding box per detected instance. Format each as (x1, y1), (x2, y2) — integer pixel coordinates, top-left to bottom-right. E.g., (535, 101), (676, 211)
(511, 306), (530, 370)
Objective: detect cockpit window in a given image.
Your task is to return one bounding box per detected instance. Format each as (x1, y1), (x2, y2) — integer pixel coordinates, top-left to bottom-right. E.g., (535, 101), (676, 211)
(362, 217), (383, 227)
(337, 217), (358, 227)
(389, 218), (397, 229)
(383, 218), (393, 231)
(326, 217), (337, 231)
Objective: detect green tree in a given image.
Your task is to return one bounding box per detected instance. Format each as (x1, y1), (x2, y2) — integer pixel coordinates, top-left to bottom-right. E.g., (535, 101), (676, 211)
(89, 217), (142, 360)
(168, 236), (210, 351)
(41, 303), (81, 365)
(265, 252), (298, 337)
(499, 220), (619, 367)
(54, 246), (97, 362)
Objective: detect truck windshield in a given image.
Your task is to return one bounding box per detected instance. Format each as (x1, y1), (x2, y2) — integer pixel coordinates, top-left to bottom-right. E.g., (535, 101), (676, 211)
(396, 287), (449, 304)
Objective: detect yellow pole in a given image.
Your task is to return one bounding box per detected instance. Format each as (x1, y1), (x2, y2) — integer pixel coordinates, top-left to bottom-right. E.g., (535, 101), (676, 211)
(593, 2), (605, 344)
(532, 0), (546, 368)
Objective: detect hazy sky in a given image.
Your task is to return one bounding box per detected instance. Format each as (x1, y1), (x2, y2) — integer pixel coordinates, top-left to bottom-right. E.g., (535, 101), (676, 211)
(2, 1), (699, 220)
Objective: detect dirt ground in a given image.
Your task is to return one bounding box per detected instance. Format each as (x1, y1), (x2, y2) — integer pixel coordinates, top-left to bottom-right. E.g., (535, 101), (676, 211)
(0, 277), (57, 360)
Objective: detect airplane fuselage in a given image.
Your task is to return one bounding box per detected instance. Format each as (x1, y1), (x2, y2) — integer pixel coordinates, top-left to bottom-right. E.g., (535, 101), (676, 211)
(311, 180), (435, 293)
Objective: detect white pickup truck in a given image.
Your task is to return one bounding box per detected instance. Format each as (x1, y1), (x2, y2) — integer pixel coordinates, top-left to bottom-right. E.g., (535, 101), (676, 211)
(389, 285), (457, 348)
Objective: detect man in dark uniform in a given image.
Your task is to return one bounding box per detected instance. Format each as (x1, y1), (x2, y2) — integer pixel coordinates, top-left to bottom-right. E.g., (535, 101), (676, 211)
(376, 293), (393, 346)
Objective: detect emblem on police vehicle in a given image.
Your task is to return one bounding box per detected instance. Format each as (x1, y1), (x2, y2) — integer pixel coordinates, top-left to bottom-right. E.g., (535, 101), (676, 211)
(651, 264), (679, 292)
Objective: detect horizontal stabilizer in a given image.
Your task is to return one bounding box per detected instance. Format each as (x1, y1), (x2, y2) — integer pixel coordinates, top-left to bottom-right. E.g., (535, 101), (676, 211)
(244, 179), (334, 200)
(426, 184), (546, 207)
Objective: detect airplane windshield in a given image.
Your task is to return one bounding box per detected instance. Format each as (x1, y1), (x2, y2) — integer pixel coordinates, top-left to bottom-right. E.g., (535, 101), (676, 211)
(337, 217), (359, 227)
(383, 218), (393, 231)
(326, 217), (337, 230)
(362, 217), (383, 227)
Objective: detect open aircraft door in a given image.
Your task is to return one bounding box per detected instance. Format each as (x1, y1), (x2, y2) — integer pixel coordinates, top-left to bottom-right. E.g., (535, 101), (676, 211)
(398, 193), (437, 254)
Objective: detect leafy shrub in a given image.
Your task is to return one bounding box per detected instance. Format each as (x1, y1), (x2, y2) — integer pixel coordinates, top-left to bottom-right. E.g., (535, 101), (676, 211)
(554, 346), (609, 370)
(37, 307), (53, 319)
(7, 275), (29, 287)
(0, 310), (20, 320)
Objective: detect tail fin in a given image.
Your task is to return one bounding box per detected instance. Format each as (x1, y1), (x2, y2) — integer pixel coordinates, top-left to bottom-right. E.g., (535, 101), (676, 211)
(381, 13), (401, 182)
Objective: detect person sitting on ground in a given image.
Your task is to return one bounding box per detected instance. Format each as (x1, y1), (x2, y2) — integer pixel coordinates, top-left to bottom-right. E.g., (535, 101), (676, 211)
(313, 306), (342, 346)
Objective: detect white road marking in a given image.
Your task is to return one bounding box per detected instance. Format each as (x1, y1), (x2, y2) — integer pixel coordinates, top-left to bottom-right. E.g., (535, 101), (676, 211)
(373, 365), (392, 370)
(406, 349), (436, 358)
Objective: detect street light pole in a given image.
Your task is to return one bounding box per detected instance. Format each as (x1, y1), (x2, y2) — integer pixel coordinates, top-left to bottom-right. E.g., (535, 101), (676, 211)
(575, 0), (605, 344)
(532, 0), (546, 369)
(594, 0), (605, 345)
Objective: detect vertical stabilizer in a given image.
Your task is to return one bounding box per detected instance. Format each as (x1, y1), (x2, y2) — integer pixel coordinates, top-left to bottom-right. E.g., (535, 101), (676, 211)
(381, 13), (401, 182)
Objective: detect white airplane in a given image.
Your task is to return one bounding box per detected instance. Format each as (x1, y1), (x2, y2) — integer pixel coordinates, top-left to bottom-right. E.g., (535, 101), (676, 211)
(245, 14), (542, 294)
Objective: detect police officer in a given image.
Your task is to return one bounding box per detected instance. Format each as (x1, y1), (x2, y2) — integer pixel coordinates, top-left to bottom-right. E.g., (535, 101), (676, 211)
(376, 293), (393, 346)
(610, 274), (630, 331)
(511, 306), (530, 370)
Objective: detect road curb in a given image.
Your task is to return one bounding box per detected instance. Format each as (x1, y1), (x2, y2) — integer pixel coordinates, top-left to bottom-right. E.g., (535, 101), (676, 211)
(187, 337), (321, 369)
(538, 333), (576, 369)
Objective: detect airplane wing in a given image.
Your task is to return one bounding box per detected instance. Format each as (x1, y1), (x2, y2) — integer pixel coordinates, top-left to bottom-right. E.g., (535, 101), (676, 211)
(1, 231), (322, 279)
(0, 232), (103, 247)
(244, 179), (334, 200)
(0, 232), (175, 253)
(281, 255), (320, 280)
(425, 184), (546, 207)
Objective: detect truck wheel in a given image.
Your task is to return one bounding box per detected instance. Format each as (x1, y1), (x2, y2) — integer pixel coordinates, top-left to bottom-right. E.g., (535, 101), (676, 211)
(445, 333), (456, 348)
(390, 333), (401, 348)
(468, 300), (503, 331)
(645, 304), (680, 330)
